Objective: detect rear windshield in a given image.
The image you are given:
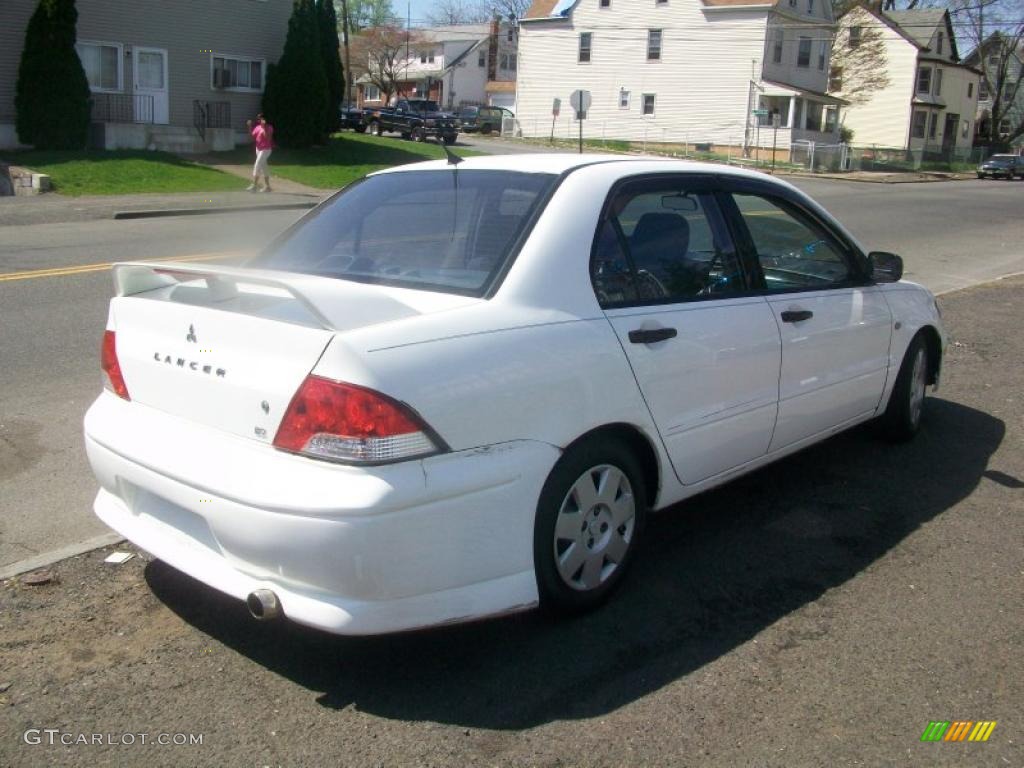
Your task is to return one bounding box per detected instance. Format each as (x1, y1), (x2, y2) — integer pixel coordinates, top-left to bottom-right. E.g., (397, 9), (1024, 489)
(254, 170), (556, 295)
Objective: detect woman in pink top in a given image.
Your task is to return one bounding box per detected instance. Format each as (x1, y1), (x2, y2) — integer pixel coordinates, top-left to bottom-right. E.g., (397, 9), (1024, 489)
(246, 114), (274, 193)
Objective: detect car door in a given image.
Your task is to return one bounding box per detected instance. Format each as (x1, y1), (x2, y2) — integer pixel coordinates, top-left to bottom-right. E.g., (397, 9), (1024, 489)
(722, 185), (892, 452)
(595, 175), (782, 486)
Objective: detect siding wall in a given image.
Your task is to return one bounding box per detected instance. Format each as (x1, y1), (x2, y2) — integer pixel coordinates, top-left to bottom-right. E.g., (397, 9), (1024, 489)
(833, 7), (918, 148)
(1, 0), (290, 145)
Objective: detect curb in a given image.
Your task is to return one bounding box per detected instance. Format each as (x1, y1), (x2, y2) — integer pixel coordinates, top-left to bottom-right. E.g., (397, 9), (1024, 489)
(114, 201), (317, 220)
(0, 532), (125, 581)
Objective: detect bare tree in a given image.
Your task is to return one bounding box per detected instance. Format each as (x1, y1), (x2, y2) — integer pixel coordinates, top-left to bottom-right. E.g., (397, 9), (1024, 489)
(481, 0), (531, 22)
(357, 25), (415, 104)
(427, 0), (492, 24)
(954, 0), (1024, 148)
(830, 14), (892, 114)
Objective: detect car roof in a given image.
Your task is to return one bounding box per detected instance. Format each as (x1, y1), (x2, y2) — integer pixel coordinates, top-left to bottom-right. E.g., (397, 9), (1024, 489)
(373, 153), (800, 189)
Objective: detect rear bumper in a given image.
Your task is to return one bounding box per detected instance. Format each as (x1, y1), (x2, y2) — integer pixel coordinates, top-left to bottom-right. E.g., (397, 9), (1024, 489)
(84, 393), (557, 635)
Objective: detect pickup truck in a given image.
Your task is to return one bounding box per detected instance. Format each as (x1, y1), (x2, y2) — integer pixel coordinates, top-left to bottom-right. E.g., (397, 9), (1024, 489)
(365, 99), (460, 145)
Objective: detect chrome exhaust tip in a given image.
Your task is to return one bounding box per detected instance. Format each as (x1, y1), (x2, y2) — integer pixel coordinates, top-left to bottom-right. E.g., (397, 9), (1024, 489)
(246, 589), (281, 621)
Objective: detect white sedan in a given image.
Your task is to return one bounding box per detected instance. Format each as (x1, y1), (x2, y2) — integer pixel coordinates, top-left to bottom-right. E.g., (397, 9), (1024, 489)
(84, 155), (945, 635)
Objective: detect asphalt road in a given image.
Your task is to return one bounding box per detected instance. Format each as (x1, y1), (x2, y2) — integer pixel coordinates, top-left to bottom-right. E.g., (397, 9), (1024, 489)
(1, 177), (1022, 572)
(1, 275), (1021, 767)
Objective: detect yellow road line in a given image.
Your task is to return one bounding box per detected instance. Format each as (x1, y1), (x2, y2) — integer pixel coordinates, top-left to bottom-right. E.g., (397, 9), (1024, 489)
(0, 252), (233, 283)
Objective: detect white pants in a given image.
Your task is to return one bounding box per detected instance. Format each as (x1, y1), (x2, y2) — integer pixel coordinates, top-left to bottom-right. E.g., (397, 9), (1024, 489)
(253, 149), (272, 179)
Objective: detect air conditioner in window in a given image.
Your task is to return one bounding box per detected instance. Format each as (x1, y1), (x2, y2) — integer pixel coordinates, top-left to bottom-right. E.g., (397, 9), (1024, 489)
(213, 69), (231, 88)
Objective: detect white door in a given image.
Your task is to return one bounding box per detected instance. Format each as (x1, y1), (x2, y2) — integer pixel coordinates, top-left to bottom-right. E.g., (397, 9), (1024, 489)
(727, 191), (892, 450)
(134, 46), (168, 124)
(596, 176), (782, 485)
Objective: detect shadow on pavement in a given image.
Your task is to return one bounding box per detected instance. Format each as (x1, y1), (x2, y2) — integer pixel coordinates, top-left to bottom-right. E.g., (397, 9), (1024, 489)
(146, 397), (1002, 729)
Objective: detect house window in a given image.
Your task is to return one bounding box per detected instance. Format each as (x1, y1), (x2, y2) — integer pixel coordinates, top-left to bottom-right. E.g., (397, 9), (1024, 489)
(824, 106), (837, 132)
(987, 55), (998, 66)
(999, 118), (1010, 134)
(648, 29), (662, 60)
(500, 53), (517, 71)
(620, 89), (630, 108)
(364, 84), (381, 101)
(818, 42), (826, 70)
(936, 31), (944, 55)
(772, 29), (784, 64)
(928, 112), (938, 138)
(829, 66), (843, 92)
(478, 49), (486, 66)
(979, 80), (989, 99)
(76, 41), (122, 92)
(807, 0), (814, 12)
(419, 49), (435, 64)
(916, 66), (932, 95)
(962, 119), (969, 138)
(789, 0), (796, 7)
(967, 82), (973, 98)
(656, 0), (667, 5)
(934, 68), (942, 95)
(601, 0), (610, 6)
(911, 110), (927, 138)
(212, 54), (264, 91)
(579, 32), (592, 63)
(642, 93), (655, 115)
(797, 37), (811, 67)
(849, 26), (861, 48)
(507, 28), (514, 41)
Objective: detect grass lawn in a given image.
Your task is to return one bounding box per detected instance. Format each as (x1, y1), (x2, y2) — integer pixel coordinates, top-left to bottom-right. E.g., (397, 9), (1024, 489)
(218, 132), (482, 189)
(0, 149), (245, 196)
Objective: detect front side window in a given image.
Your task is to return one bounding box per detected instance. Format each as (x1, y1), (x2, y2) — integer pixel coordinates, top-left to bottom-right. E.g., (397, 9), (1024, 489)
(911, 110), (927, 138)
(579, 32), (592, 62)
(731, 194), (854, 291)
(642, 93), (656, 115)
(592, 181), (743, 306)
(648, 29), (662, 60)
(255, 171), (556, 296)
(917, 66), (932, 94)
(76, 41), (122, 91)
(798, 37), (812, 67)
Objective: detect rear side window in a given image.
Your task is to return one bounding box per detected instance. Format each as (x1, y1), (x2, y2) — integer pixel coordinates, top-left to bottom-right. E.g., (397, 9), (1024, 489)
(592, 179), (743, 306)
(255, 170), (556, 295)
(730, 193), (854, 291)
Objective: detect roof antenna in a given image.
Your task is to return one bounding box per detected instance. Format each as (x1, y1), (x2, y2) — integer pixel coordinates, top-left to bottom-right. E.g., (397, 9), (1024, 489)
(443, 144), (463, 166)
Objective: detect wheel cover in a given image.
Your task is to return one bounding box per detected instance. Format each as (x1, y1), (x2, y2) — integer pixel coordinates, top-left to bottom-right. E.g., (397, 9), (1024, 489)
(909, 347), (927, 427)
(553, 464), (636, 591)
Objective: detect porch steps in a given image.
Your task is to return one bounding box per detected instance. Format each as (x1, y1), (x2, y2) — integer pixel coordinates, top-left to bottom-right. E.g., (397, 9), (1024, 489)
(148, 125), (209, 154)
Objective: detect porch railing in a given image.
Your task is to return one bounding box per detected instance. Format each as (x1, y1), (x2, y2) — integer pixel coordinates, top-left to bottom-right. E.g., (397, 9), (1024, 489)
(193, 100), (232, 141)
(90, 93), (154, 124)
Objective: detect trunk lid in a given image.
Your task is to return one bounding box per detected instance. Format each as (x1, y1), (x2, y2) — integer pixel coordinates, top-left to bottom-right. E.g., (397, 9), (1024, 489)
(109, 262), (476, 444)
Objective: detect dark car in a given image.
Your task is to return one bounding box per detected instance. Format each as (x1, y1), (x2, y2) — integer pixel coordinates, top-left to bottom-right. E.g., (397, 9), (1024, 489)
(457, 106), (512, 134)
(339, 104), (367, 133)
(366, 99), (460, 144)
(977, 154), (1023, 179)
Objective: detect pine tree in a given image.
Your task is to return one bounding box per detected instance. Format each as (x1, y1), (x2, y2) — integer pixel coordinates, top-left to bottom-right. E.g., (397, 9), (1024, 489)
(262, 0), (329, 147)
(317, 0), (345, 133)
(15, 0), (91, 149)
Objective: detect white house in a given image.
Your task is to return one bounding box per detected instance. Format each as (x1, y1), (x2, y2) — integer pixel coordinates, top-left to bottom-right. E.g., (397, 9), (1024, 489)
(515, 0), (844, 155)
(357, 22), (518, 111)
(831, 6), (979, 154)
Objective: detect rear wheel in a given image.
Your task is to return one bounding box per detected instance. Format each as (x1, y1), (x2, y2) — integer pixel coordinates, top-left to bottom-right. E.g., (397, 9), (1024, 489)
(481, 123), (493, 135)
(534, 440), (646, 614)
(412, 127), (426, 142)
(878, 334), (929, 442)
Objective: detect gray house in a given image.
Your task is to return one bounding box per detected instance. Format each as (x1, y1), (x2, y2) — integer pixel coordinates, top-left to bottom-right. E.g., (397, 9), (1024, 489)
(0, 0), (291, 152)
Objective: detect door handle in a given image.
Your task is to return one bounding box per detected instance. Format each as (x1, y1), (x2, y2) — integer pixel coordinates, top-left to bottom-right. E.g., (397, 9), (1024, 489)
(628, 327), (677, 344)
(780, 310), (813, 323)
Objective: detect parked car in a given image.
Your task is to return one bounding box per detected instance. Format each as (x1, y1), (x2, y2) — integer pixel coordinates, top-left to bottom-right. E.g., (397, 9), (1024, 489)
(85, 156), (945, 636)
(458, 105), (513, 134)
(365, 99), (460, 144)
(339, 103), (367, 133)
(976, 154), (1023, 179)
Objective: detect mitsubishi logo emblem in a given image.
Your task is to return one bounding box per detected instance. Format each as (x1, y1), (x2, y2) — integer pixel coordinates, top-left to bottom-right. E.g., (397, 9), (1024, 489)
(186, 324), (197, 343)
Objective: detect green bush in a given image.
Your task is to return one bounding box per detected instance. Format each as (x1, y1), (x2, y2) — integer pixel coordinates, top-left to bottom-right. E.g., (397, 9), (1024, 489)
(262, 0), (329, 148)
(15, 0), (91, 149)
(317, 0), (344, 133)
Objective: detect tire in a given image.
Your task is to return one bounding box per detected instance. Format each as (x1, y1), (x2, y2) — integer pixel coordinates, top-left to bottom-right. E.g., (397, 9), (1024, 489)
(977, 173), (984, 179)
(369, 121), (382, 136)
(400, 132), (411, 140)
(355, 125), (367, 134)
(442, 135), (456, 146)
(412, 128), (425, 142)
(533, 439), (647, 614)
(481, 124), (493, 135)
(877, 334), (929, 443)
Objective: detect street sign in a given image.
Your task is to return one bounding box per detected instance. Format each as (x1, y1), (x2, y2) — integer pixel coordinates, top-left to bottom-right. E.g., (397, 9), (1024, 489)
(752, 108), (769, 117)
(552, 97), (561, 117)
(569, 89), (592, 118)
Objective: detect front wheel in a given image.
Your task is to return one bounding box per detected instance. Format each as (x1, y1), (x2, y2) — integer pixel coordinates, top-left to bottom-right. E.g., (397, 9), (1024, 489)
(369, 121), (382, 136)
(442, 135), (457, 146)
(534, 440), (646, 614)
(877, 334), (929, 442)
(412, 127), (426, 142)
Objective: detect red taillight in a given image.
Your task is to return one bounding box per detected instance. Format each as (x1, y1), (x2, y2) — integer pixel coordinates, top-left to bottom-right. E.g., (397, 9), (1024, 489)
(101, 330), (130, 400)
(273, 376), (441, 463)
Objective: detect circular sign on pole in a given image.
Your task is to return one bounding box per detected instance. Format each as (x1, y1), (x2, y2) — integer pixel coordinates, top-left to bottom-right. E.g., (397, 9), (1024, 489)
(569, 89), (592, 117)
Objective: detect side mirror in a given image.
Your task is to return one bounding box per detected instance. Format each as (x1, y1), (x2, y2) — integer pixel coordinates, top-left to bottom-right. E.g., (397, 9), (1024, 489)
(869, 251), (903, 283)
